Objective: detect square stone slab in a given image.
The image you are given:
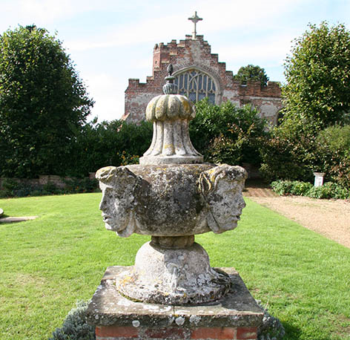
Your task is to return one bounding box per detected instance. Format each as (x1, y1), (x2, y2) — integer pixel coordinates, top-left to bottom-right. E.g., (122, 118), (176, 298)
(87, 266), (263, 330)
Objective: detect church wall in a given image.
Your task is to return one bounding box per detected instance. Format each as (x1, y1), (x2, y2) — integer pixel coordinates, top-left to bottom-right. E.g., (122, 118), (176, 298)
(123, 35), (283, 125)
(246, 97), (283, 126)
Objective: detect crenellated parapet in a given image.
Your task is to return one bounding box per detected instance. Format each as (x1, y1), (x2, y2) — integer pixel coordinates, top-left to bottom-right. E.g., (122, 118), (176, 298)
(238, 80), (282, 98)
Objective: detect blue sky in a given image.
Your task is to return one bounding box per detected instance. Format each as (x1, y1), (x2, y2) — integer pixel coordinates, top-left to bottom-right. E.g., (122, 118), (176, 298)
(1, 0), (349, 122)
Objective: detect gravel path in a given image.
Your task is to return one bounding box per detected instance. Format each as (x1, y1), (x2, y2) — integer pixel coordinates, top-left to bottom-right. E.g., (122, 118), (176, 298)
(244, 187), (350, 248)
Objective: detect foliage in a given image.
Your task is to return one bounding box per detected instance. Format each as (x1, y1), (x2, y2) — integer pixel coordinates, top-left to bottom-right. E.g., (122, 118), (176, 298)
(259, 123), (320, 183)
(283, 22), (350, 129)
(190, 99), (268, 165)
(257, 302), (285, 340)
(316, 125), (350, 188)
(0, 177), (98, 198)
(62, 178), (98, 194)
(0, 25), (94, 178)
(66, 120), (152, 177)
(317, 125), (350, 155)
(0, 178), (43, 198)
(271, 180), (313, 196)
(261, 23), (350, 186)
(326, 155), (350, 189)
(307, 182), (350, 199)
(49, 301), (95, 340)
(259, 125), (350, 188)
(271, 180), (350, 199)
(233, 64), (269, 86)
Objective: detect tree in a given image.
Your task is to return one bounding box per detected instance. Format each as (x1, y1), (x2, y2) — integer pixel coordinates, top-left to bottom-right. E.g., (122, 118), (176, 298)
(233, 64), (269, 86)
(67, 119), (153, 177)
(283, 22), (350, 128)
(190, 98), (268, 166)
(0, 25), (94, 178)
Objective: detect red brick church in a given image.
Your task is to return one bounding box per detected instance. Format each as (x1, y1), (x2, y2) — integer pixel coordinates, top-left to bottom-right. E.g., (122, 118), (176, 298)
(123, 13), (282, 125)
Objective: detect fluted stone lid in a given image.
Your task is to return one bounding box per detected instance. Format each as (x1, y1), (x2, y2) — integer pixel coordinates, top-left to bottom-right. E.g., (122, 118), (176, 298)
(145, 94), (195, 122)
(140, 64), (203, 165)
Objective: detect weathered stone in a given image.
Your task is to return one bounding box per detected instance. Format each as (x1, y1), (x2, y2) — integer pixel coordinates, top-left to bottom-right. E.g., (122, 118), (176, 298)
(0, 216), (38, 223)
(96, 162), (247, 305)
(140, 84), (203, 165)
(145, 94), (195, 122)
(96, 164), (247, 237)
(151, 236), (194, 249)
(140, 119), (203, 164)
(87, 266), (264, 331)
(116, 242), (231, 305)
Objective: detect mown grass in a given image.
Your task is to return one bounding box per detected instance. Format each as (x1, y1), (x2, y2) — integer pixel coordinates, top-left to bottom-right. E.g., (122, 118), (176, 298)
(0, 193), (349, 340)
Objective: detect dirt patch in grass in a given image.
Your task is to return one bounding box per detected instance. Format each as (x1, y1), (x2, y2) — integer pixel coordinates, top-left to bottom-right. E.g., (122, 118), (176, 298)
(245, 187), (350, 248)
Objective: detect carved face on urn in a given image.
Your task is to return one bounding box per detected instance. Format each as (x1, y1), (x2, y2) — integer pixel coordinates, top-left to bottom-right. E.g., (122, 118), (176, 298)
(96, 166), (140, 237)
(199, 165), (247, 233)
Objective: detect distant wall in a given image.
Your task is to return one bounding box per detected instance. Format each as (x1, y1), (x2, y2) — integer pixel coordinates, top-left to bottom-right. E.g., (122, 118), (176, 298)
(0, 173), (96, 190)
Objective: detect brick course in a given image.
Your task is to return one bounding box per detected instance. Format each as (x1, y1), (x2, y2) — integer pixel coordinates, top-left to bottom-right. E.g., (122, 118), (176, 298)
(95, 325), (258, 340)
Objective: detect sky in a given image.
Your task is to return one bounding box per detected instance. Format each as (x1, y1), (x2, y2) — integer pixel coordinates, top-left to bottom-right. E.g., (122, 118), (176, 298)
(0, 0), (349, 122)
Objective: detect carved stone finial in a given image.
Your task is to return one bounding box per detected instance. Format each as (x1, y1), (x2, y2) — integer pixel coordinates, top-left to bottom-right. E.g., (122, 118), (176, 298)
(188, 11), (203, 40)
(167, 64), (173, 76)
(163, 64), (177, 95)
(140, 64), (203, 164)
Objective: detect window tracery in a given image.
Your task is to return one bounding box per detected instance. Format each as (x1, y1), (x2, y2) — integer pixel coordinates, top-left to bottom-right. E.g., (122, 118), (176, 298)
(174, 69), (216, 104)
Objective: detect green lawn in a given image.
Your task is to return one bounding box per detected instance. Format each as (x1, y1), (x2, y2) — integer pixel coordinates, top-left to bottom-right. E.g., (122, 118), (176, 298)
(0, 193), (349, 340)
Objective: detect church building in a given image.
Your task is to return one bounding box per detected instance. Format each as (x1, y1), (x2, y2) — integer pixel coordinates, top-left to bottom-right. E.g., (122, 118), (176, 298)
(123, 13), (282, 125)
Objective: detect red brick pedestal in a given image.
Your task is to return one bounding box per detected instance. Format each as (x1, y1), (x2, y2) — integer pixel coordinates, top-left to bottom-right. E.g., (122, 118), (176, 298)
(87, 267), (263, 340)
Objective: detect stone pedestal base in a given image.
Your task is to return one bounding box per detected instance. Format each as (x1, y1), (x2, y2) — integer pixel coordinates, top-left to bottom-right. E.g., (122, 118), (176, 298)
(117, 242), (231, 305)
(87, 266), (263, 340)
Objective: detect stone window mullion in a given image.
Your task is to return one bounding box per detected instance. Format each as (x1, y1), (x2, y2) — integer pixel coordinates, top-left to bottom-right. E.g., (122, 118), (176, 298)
(175, 69), (216, 105)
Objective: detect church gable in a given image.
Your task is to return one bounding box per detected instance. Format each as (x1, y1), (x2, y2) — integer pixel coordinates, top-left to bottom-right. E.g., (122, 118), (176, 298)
(123, 22), (282, 125)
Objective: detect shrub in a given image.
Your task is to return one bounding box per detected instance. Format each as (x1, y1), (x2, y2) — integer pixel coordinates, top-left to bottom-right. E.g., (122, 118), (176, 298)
(271, 180), (350, 199)
(49, 301), (95, 340)
(117, 151), (140, 166)
(190, 99), (268, 166)
(271, 180), (313, 196)
(328, 156), (350, 189)
(1, 179), (46, 197)
(307, 182), (350, 200)
(0, 177), (98, 198)
(1, 178), (19, 197)
(317, 125), (350, 154)
(43, 182), (60, 195)
(316, 125), (350, 189)
(63, 178), (98, 194)
(257, 301), (285, 340)
(66, 120), (153, 177)
(259, 121), (321, 183)
(260, 123), (350, 189)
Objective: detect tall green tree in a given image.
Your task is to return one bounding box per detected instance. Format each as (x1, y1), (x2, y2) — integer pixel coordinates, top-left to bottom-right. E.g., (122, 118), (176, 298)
(233, 64), (269, 86)
(0, 25), (94, 178)
(282, 22), (350, 128)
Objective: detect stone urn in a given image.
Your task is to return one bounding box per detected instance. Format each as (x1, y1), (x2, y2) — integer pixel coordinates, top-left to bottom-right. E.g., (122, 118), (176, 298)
(96, 65), (247, 306)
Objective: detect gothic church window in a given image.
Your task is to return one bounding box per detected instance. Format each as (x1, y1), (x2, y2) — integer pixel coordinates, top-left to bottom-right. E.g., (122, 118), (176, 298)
(174, 70), (216, 104)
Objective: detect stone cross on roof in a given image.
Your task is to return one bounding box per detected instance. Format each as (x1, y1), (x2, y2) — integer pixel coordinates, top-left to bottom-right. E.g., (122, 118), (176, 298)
(188, 11), (203, 40)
